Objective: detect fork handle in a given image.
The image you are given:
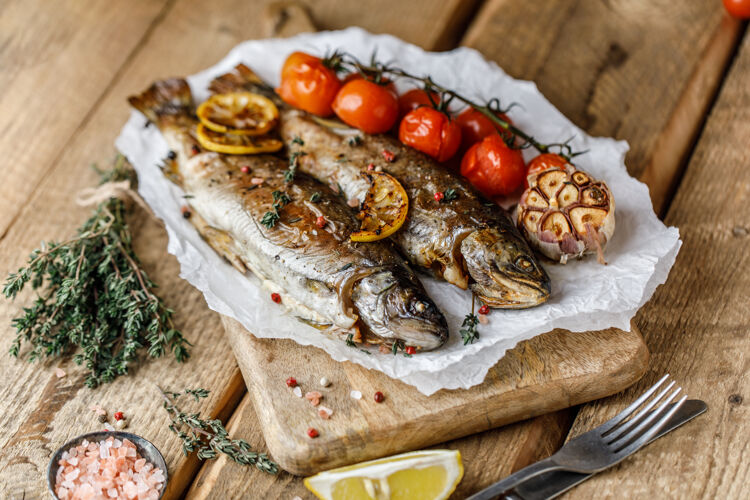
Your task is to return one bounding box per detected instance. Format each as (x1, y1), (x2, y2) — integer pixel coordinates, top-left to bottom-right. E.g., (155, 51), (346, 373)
(467, 458), (561, 500)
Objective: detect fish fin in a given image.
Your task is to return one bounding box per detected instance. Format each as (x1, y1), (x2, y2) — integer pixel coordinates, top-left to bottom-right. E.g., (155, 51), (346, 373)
(209, 64), (275, 98)
(189, 210), (248, 273)
(128, 78), (194, 125)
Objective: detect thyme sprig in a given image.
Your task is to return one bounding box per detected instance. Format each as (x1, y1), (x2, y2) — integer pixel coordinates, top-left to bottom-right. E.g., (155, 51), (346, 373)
(3, 156), (190, 388)
(159, 387), (278, 473)
(284, 151), (307, 183)
(460, 296), (480, 345)
(260, 190), (292, 229)
(330, 53), (587, 161)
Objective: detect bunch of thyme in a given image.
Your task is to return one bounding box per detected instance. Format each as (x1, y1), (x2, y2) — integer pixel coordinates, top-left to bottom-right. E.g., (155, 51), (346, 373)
(159, 387), (278, 474)
(3, 155), (190, 388)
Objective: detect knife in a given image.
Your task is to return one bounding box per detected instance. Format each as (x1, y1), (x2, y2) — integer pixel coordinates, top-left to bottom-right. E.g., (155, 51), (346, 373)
(477, 399), (707, 500)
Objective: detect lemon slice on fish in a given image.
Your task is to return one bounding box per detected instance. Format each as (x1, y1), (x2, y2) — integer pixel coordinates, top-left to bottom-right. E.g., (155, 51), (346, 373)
(195, 124), (283, 155)
(350, 172), (408, 242)
(304, 449), (463, 500)
(197, 92), (278, 135)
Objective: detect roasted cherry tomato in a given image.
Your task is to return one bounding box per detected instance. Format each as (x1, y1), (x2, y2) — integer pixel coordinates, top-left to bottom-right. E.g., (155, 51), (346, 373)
(723, 0), (750, 18)
(277, 52), (341, 117)
(332, 79), (399, 134)
(461, 134), (526, 197)
(525, 153), (569, 188)
(399, 107), (462, 162)
(456, 108), (513, 151)
(397, 88), (439, 118)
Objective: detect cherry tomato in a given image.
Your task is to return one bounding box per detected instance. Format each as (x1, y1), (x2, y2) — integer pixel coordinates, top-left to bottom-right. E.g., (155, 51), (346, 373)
(399, 107), (461, 162)
(456, 108), (513, 151)
(525, 153), (569, 188)
(277, 52), (341, 117)
(332, 79), (399, 134)
(398, 88), (439, 118)
(723, 0), (750, 19)
(461, 135), (526, 197)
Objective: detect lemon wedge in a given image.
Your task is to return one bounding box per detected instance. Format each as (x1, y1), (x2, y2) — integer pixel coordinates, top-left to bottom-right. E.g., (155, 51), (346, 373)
(304, 449), (463, 500)
(350, 171), (408, 242)
(195, 124), (283, 155)
(197, 92), (278, 135)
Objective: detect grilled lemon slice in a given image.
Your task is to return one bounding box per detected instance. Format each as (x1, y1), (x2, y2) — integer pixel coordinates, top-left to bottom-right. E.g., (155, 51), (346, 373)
(350, 172), (408, 242)
(195, 124), (282, 155)
(304, 449), (463, 500)
(197, 92), (278, 135)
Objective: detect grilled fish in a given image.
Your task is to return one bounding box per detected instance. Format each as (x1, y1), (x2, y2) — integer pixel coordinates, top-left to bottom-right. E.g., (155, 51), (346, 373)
(210, 64), (551, 309)
(128, 78), (448, 350)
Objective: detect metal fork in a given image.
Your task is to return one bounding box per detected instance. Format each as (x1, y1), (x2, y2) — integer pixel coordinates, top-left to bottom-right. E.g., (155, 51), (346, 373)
(468, 374), (688, 500)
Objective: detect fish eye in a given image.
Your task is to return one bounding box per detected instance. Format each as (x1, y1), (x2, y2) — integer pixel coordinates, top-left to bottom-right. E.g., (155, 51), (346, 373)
(515, 256), (534, 272)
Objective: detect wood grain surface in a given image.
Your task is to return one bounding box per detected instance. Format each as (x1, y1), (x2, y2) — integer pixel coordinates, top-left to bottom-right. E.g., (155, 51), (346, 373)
(0, 0), (746, 498)
(559, 29), (750, 500)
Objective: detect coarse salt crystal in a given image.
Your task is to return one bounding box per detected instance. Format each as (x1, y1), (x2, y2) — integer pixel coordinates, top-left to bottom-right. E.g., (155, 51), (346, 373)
(320, 377), (331, 387)
(107, 488), (118, 498)
(104, 422), (115, 432)
(251, 177), (264, 185)
(350, 390), (362, 400)
(347, 197), (359, 208)
(478, 313), (489, 325)
(55, 367), (66, 378)
(318, 406), (333, 419)
(68, 457), (78, 466)
(293, 386), (302, 398)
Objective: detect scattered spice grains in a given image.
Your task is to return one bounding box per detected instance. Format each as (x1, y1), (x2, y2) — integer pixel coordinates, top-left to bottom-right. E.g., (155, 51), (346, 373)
(315, 216), (326, 229)
(318, 406), (333, 420)
(286, 377), (298, 388)
(381, 150), (395, 162)
(374, 391), (385, 403)
(367, 163), (375, 171)
(54, 437), (165, 500)
(240, 165), (250, 174)
(180, 206), (191, 219)
(305, 391), (322, 407)
(307, 428), (319, 438)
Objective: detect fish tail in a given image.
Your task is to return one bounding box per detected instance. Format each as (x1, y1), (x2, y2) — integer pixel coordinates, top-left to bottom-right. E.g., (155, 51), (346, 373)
(127, 78), (194, 125)
(209, 64), (276, 98)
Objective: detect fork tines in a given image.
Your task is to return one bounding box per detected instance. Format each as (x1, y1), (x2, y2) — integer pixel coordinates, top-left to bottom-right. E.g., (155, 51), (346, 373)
(601, 374), (688, 454)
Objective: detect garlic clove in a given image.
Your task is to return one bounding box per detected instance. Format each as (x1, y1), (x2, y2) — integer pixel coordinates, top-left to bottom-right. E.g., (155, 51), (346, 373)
(541, 211), (572, 238)
(581, 185), (608, 206)
(557, 183), (579, 208)
(569, 207), (609, 235)
(522, 210), (543, 233)
(571, 171), (590, 186)
(537, 170), (568, 200)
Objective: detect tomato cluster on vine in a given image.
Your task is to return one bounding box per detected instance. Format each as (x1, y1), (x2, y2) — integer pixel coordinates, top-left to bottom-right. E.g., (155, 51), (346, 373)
(276, 51), (573, 198)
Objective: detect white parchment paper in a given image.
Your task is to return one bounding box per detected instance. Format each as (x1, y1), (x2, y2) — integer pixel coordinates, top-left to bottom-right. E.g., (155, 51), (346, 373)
(116, 28), (680, 395)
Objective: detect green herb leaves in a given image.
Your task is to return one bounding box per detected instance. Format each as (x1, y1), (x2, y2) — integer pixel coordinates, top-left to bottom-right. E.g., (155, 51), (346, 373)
(160, 387), (278, 473)
(284, 151), (306, 183)
(460, 313), (479, 345)
(3, 156), (190, 388)
(261, 190), (292, 229)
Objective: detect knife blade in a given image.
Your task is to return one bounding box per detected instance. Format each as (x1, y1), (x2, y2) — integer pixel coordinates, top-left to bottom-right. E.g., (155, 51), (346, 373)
(488, 399), (707, 500)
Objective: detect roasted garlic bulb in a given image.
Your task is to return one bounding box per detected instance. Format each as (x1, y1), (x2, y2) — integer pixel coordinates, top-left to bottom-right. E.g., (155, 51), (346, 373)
(515, 164), (615, 264)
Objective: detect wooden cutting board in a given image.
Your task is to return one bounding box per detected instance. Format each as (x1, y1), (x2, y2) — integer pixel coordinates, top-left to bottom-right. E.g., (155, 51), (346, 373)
(222, 316), (648, 475)
(218, 1), (648, 477)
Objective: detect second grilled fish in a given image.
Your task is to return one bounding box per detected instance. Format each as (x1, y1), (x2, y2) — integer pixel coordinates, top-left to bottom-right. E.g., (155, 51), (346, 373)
(211, 64), (551, 309)
(128, 78), (448, 350)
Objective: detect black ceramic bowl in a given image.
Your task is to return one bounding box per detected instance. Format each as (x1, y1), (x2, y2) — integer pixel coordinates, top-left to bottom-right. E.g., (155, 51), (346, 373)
(47, 431), (168, 499)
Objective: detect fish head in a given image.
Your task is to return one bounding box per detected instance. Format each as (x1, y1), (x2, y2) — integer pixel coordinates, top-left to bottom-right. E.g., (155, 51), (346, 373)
(461, 228), (551, 308)
(351, 269), (448, 351)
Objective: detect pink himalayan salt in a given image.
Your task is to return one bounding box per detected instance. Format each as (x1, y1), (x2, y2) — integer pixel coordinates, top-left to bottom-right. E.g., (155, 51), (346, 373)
(55, 438), (164, 500)
(55, 367), (67, 378)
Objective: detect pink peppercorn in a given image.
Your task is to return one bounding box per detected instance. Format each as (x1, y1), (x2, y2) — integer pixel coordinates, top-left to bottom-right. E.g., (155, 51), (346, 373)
(478, 305), (490, 315)
(374, 391), (385, 403)
(405, 346), (416, 355)
(434, 192), (444, 202)
(286, 377), (297, 387)
(271, 293), (281, 304)
(307, 427), (319, 438)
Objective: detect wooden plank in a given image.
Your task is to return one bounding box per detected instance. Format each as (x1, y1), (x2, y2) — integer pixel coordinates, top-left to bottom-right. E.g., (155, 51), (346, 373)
(223, 318), (647, 475)
(0, 0), (171, 238)
(559, 29), (750, 499)
(462, 0), (742, 210)
(0, 0), (498, 498)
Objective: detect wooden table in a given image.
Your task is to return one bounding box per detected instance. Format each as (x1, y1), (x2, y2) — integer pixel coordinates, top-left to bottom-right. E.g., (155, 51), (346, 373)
(0, 1), (747, 498)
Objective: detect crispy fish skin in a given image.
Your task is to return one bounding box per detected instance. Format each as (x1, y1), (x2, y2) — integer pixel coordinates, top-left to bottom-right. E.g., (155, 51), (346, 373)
(210, 65), (551, 309)
(128, 78), (448, 350)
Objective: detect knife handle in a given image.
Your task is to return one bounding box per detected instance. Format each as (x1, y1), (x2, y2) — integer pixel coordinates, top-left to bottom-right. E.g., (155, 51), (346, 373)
(468, 458), (560, 500)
